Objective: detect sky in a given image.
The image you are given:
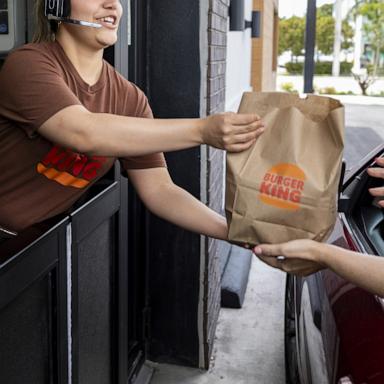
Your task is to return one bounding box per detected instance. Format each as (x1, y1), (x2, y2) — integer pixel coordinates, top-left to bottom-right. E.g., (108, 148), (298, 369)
(279, 0), (335, 18)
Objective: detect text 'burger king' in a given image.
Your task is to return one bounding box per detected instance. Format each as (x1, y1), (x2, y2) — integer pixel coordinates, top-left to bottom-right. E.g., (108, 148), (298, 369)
(259, 163), (307, 210)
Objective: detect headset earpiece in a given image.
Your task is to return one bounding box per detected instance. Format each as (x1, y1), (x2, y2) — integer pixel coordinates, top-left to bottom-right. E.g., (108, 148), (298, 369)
(44, 0), (71, 19)
(44, 0), (102, 29)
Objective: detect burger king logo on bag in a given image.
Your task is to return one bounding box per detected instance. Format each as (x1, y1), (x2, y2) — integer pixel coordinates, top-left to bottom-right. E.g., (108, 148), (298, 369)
(259, 163), (306, 210)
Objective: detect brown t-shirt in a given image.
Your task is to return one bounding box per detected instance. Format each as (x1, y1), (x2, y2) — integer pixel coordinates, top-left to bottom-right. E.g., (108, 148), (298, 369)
(0, 41), (166, 233)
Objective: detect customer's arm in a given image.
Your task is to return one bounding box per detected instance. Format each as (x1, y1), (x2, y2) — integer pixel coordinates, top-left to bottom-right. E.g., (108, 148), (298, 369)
(38, 105), (264, 156)
(254, 240), (384, 297)
(127, 167), (228, 240)
(253, 156), (384, 291)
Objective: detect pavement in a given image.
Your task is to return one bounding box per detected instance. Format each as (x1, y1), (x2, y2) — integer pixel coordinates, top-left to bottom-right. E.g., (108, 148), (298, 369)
(149, 258), (286, 384)
(149, 98), (384, 384)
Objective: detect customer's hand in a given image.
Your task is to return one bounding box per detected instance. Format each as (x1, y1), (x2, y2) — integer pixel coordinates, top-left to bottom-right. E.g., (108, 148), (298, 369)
(253, 239), (325, 277)
(367, 157), (384, 207)
(201, 112), (265, 153)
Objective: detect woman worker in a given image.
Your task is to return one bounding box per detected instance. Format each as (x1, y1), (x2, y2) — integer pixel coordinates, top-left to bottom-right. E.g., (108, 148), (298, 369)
(0, 0), (265, 245)
(253, 157), (384, 297)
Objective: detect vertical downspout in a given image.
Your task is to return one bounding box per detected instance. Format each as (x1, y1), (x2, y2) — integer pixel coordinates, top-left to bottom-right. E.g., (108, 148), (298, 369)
(304, 0), (317, 93)
(198, 0), (210, 369)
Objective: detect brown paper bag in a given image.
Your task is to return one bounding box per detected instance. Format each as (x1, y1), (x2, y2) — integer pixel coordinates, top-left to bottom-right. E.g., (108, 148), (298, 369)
(226, 92), (344, 246)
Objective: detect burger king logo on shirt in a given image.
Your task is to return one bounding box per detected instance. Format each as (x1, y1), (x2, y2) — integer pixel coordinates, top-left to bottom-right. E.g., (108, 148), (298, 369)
(37, 145), (107, 189)
(259, 163), (306, 210)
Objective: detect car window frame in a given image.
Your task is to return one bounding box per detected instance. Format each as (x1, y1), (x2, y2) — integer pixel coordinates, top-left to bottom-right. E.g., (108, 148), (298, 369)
(339, 147), (384, 257)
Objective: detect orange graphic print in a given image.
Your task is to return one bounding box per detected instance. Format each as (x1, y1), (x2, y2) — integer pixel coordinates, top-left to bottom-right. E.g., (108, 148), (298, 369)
(259, 163), (306, 210)
(37, 146), (107, 189)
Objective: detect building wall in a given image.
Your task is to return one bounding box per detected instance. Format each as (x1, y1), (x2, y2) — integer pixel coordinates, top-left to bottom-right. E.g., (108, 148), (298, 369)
(251, 0), (279, 91)
(202, 0), (230, 368)
(202, 0), (279, 365)
(145, 0), (279, 370)
(225, 0), (254, 111)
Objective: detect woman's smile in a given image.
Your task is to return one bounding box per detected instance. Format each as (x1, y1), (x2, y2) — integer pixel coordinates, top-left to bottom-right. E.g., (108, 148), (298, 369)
(96, 15), (119, 30)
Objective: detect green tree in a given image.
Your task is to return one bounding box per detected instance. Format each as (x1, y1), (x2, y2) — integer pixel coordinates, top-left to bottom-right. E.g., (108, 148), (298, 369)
(341, 20), (354, 51)
(316, 13), (335, 55)
(357, 0), (384, 75)
(318, 3), (333, 17)
(316, 4), (354, 56)
(278, 16), (306, 61)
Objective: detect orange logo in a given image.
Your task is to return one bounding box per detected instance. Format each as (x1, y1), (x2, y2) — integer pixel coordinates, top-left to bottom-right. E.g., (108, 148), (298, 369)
(37, 146), (107, 189)
(259, 163), (306, 210)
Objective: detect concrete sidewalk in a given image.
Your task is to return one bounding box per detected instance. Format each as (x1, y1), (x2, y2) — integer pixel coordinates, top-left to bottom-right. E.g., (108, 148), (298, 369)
(149, 257), (286, 384)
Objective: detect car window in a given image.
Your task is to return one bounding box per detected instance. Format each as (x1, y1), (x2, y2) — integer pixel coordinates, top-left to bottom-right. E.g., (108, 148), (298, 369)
(349, 156), (384, 256)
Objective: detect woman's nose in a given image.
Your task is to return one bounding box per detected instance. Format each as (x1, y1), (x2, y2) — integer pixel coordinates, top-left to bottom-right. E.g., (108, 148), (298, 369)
(102, 0), (120, 9)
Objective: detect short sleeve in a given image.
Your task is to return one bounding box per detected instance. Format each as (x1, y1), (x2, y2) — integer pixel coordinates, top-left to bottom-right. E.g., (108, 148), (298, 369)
(119, 87), (167, 170)
(0, 46), (81, 138)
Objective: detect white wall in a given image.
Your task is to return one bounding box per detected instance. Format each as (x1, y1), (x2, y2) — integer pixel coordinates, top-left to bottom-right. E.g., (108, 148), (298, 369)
(225, 0), (253, 112)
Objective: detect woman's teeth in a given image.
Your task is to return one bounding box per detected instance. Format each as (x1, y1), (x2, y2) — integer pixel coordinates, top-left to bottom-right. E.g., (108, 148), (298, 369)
(102, 17), (114, 24)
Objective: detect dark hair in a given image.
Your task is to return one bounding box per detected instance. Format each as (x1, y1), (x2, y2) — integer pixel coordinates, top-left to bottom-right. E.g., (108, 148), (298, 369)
(33, 0), (60, 43)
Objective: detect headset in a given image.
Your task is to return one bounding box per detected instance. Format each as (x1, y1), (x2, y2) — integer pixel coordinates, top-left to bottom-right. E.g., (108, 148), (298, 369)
(44, 0), (102, 29)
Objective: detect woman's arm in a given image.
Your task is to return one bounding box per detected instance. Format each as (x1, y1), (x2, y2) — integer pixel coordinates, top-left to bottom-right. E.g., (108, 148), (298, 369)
(127, 167), (228, 240)
(254, 240), (384, 297)
(38, 105), (264, 156)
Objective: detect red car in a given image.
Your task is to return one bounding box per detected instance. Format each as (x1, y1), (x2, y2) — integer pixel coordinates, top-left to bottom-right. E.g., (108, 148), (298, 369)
(285, 143), (384, 384)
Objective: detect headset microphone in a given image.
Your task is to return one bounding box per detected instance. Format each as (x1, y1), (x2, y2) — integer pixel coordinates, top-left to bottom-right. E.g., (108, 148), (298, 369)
(45, 0), (102, 29)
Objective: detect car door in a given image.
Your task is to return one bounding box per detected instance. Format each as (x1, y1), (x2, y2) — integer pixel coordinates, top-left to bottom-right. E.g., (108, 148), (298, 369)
(295, 144), (384, 384)
(331, 144), (384, 384)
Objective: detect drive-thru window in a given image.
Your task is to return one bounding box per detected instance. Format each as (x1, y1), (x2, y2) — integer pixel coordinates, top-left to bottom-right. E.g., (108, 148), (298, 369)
(0, 1), (229, 383)
(0, 1), (150, 383)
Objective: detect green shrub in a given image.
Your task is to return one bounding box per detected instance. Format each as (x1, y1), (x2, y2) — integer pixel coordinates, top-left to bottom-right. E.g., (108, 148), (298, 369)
(284, 61), (353, 75)
(315, 61), (353, 75)
(371, 91), (384, 97)
(340, 62), (353, 75)
(285, 62), (304, 74)
(315, 62), (332, 75)
(319, 86), (337, 94)
(281, 82), (298, 93)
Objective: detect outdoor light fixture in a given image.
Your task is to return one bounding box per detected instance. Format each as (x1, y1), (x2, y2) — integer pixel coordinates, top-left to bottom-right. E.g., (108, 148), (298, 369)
(246, 11), (262, 38)
(229, 0), (245, 31)
(229, 0), (262, 38)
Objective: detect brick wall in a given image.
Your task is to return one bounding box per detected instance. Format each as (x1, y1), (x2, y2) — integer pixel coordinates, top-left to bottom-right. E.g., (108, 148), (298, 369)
(207, 0), (228, 115)
(203, 0), (229, 366)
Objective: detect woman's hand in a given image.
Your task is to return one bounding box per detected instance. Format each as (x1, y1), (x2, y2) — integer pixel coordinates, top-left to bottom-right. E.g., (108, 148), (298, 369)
(200, 112), (265, 153)
(367, 157), (384, 207)
(253, 240), (325, 277)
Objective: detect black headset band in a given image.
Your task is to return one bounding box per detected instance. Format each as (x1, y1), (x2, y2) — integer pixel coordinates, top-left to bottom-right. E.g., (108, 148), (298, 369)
(45, 0), (71, 19)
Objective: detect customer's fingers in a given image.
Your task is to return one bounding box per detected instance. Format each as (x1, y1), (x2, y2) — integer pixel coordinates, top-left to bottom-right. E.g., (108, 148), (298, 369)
(367, 166), (384, 179)
(369, 186), (384, 197)
(253, 243), (284, 257)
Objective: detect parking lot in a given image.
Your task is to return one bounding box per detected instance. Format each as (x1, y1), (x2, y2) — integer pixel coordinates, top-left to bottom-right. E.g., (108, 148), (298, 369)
(150, 99), (384, 384)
